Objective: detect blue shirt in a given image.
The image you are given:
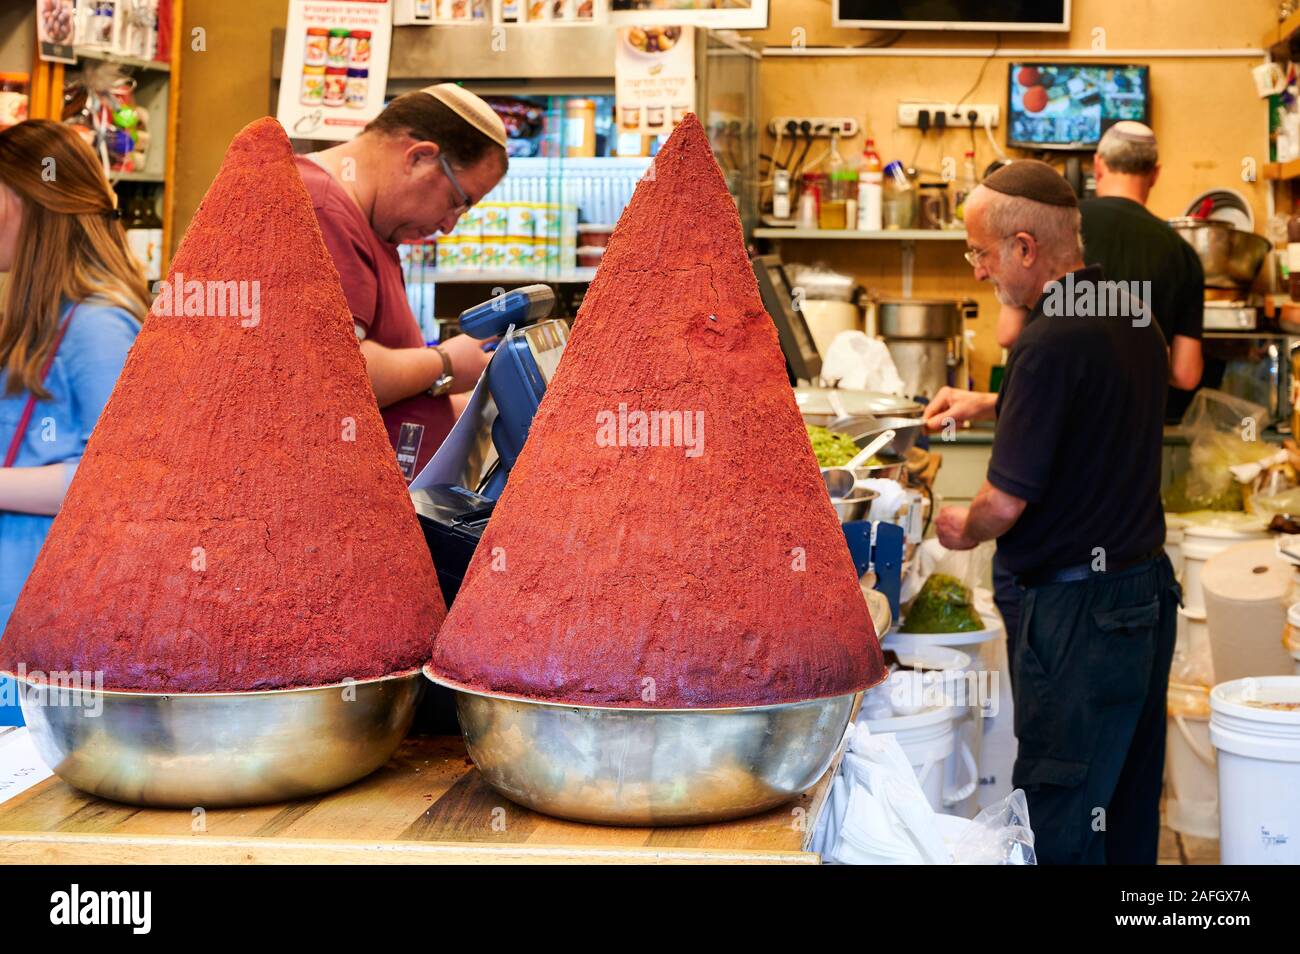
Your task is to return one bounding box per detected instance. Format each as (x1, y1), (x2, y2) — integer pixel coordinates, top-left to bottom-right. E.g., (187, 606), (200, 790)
(0, 299), (139, 724)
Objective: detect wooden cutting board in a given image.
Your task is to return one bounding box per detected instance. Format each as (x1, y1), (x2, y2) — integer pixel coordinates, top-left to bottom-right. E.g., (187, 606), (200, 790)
(0, 735), (829, 865)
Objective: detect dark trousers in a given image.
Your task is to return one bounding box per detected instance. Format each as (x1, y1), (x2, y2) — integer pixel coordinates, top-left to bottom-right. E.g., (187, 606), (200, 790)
(993, 552), (1022, 688)
(1008, 554), (1179, 865)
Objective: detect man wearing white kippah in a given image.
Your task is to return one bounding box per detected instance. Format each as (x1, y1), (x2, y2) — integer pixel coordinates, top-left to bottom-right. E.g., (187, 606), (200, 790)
(297, 84), (509, 477)
(1083, 121), (1205, 419)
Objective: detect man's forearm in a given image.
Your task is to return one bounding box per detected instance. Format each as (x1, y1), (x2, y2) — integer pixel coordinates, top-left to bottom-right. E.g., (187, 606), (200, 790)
(0, 464), (70, 517)
(963, 480), (1027, 543)
(359, 340), (443, 408)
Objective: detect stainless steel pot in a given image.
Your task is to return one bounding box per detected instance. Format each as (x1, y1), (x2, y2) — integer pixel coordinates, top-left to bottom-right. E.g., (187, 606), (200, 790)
(428, 667), (862, 827)
(795, 386), (924, 424)
(877, 299), (965, 339)
(1168, 217), (1272, 290)
(7, 669), (424, 807)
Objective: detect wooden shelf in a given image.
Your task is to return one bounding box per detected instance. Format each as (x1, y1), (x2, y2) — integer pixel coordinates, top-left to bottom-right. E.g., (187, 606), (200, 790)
(1265, 158), (1300, 181)
(108, 170), (166, 184)
(753, 227), (967, 240)
(73, 46), (171, 72)
(1263, 11), (1300, 50)
(411, 267), (599, 284)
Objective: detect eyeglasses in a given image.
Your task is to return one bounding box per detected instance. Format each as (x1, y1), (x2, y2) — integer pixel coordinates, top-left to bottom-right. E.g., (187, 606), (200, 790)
(438, 154), (472, 216)
(963, 233), (1030, 268)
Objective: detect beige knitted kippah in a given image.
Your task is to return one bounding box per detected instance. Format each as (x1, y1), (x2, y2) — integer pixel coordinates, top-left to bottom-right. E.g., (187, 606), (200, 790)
(420, 83), (507, 147)
(1100, 120), (1156, 147)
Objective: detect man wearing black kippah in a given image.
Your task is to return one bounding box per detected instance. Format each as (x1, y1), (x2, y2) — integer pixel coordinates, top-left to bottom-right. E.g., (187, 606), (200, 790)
(927, 160), (1179, 865)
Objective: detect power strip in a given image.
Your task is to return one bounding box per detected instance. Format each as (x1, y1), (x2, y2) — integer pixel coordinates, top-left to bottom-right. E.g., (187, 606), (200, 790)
(898, 102), (1000, 129)
(767, 117), (860, 138)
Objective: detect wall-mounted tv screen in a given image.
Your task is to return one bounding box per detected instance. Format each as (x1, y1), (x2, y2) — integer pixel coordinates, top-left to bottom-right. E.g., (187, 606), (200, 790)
(833, 0), (1069, 31)
(1008, 63), (1150, 150)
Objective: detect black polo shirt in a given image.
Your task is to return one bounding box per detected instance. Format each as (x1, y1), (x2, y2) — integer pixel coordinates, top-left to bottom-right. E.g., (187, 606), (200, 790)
(1081, 196), (1206, 419)
(989, 265), (1168, 576)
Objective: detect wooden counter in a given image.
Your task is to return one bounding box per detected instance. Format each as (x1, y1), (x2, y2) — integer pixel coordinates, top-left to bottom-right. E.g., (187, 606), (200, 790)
(0, 735), (829, 865)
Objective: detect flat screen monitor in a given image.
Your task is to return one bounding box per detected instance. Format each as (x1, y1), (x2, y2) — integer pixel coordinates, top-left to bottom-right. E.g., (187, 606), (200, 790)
(833, 0), (1069, 31)
(1007, 62), (1150, 150)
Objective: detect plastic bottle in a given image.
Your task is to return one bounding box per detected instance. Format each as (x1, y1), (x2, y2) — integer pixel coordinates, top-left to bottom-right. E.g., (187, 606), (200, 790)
(857, 137), (883, 231)
(797, 172), (821, 229)
(955, 150), (978, 223)
(1289, 210), (1300, 302)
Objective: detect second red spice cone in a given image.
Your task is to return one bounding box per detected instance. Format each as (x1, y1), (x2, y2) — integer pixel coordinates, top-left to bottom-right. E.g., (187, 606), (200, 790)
(429, 114), (886, 708)
(0, 117), (444, 692)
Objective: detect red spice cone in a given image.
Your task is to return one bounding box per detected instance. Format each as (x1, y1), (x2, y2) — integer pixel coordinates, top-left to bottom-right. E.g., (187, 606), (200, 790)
(0, 117), (444, 691)
(429, 114), (886, 708)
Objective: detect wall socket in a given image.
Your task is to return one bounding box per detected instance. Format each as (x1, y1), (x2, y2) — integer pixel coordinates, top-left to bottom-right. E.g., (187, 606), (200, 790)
(897, 102), (1000, 129)
(767, 117), (860, 138)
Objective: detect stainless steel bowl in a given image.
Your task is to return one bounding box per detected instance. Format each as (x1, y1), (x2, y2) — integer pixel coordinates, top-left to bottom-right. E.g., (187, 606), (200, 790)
(855, 458), (907, 482)
(1168, 217), (1272, 290)
(7, 669), (424, 807)
(829, 489), (879, 523)
(427, 668), (859, 826)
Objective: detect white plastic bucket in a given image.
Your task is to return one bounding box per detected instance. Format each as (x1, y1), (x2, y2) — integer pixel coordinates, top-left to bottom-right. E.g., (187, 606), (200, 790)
(879, 637), (986, 814)
(1175, 606), (1215, 688)
(1209, 676), (1300, 864)
(863, 705), (966, 812)
(1181, 521), (1269, 615)
(1164, 683), (1217, 840)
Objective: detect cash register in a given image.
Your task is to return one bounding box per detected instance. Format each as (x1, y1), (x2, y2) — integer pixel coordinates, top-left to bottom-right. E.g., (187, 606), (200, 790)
(410, 285), (568, 607)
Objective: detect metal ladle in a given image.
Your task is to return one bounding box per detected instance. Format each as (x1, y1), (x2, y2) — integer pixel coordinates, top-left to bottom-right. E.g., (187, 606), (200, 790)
(821, 429), (896, 498)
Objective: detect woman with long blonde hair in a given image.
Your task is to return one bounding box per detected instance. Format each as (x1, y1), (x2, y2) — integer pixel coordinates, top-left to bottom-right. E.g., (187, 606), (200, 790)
(0, 120), (149, 724)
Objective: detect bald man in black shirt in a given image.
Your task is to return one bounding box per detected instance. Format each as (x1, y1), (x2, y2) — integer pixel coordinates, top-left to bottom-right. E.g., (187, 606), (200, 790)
(931, 160), (1180, 865)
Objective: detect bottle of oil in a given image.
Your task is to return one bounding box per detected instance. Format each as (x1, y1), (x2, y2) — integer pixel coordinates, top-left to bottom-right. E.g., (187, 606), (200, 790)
(819, 126), (856, 230)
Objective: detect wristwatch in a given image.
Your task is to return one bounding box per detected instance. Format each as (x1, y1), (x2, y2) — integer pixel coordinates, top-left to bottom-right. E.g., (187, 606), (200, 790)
(427, 344), (454, 397)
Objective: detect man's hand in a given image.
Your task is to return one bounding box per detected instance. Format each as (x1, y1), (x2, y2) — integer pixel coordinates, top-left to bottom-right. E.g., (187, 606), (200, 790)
(923, 387), (998, 433)
(438, 333), (496, 392)
(936, 505), (978, 550)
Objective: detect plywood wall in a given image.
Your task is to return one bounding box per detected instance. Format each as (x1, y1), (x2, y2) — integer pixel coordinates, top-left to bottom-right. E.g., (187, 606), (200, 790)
(167, 0), (1278, 387)
(171, 0), (289, 258)
(747, 0), (1277, 387)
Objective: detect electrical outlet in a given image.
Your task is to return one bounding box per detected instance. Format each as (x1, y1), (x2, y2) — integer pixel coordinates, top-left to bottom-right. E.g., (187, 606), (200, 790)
(897, 102), (999, 129)
(767, 117), (859, 138)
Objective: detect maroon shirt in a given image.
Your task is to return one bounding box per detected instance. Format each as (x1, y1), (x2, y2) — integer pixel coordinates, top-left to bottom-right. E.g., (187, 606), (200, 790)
(296, 155), (453, 478)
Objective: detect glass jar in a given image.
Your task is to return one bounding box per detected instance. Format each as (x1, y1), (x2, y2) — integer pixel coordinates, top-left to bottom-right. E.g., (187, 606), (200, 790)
(882, 160), (916, 230)
(0, 72), (29, 130)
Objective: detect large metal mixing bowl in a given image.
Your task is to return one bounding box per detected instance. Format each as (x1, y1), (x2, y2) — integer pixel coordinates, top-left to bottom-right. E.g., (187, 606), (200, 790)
(426, 667), (859, 826)
(1168, 217), (1272, 290)
(7, 669), (424, 807)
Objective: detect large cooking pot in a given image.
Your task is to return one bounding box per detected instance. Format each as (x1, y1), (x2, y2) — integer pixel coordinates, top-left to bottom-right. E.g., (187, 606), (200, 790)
(1168, 217), (1272, 290)
(877, 299), (966, 339)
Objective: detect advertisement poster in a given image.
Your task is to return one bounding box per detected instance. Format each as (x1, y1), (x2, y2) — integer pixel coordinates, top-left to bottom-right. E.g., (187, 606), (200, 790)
(276, 0), (393, 142)
(608, 0), (766, 29)
(36, 0), (77, 63)
(392, 0), (488, 24)
(614, 25), (695, 137)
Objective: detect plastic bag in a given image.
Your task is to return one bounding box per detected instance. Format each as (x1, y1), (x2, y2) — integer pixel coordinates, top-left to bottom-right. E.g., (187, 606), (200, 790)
(1246, 482), (1300, 519)
(901, 537), (995, 607)
(1168, 390), (1274, 510)
(951, 789), (1037, 865)
(820, 331), (907, 395)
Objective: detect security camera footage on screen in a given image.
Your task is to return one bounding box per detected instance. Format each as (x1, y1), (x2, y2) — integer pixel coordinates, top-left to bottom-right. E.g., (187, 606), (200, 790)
(1008, 63), (1150, 150)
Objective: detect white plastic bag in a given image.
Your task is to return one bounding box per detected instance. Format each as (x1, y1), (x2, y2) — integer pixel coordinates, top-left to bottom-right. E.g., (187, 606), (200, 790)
(951, 789), (1037, 865)
(820, 331), (906, 395)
